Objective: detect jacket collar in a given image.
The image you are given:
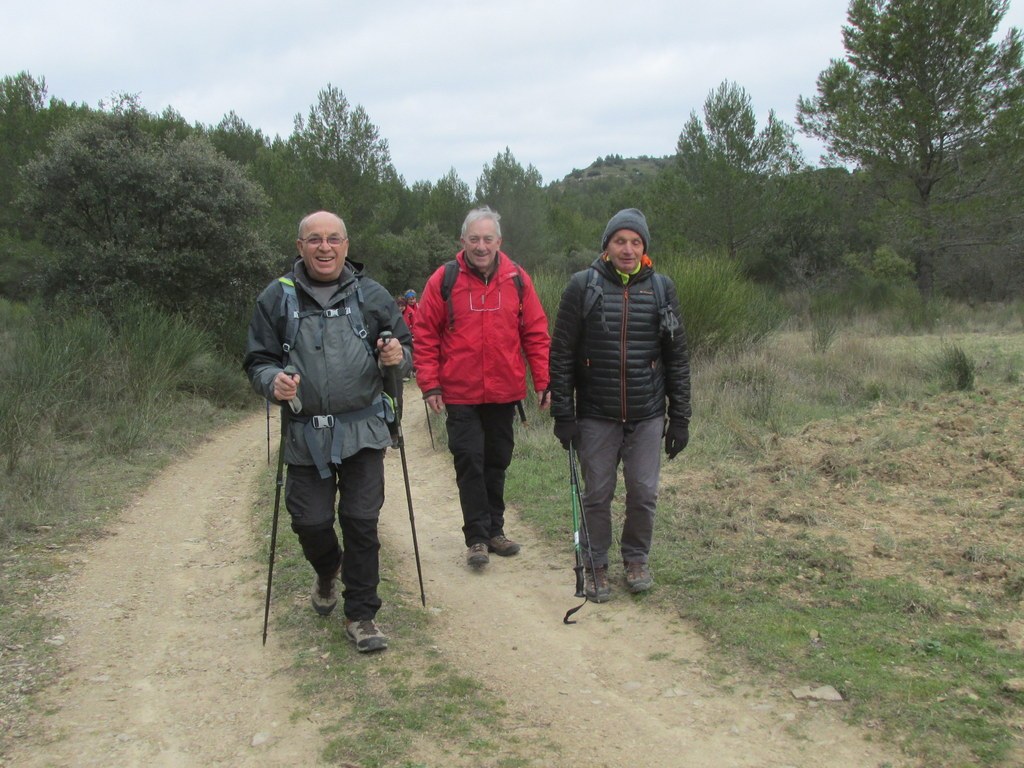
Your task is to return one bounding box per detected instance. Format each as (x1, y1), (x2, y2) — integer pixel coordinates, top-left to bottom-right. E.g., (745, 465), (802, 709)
(292, 258), (362, 288)
(456, 250), (506, 282)
(592, 255), (653, 285)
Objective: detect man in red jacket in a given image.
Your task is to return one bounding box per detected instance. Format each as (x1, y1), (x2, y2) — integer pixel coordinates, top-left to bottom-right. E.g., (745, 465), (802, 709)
(414, 206), (550, 568)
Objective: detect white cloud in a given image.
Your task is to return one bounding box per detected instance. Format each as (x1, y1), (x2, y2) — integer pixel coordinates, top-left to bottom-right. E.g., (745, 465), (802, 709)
(4, 0), (1023, 184)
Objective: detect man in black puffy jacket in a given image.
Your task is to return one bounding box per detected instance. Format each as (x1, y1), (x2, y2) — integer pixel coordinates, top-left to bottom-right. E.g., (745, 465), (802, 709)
(549, 208), (691, 602)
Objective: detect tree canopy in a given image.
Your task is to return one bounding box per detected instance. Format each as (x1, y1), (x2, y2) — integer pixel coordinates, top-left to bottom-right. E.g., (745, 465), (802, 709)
(4, 1), (1024, 319)
(672, 80), (803, 258)
(797, 0), (1024, 293)
(474, 148), (546, 266)
(20, 98), (277, 336)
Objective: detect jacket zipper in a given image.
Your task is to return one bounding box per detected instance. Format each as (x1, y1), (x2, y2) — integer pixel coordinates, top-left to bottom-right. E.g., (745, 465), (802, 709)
(619, 287), (629, 422)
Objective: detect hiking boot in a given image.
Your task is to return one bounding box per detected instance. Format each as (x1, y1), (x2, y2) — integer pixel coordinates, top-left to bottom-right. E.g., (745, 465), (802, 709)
(584, 565), (611, 603)
(311, 568), (340, 616)
(624, 561), (653, 593)
(345, 618), (389, 653)
(466, 542), (489, 567)
(487, 534), (521, 557)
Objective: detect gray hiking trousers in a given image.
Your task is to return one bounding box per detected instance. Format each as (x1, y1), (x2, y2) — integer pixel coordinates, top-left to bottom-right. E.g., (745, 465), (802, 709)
(577, 417), (663, 567)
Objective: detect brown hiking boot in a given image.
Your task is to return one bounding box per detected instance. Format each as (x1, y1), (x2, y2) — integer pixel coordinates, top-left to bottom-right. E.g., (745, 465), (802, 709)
(311, 567), (340, 616)
(487, 534), (521, 556)
(345, 618), (389, 652)
(625, 561), (653, 593)
(584, 565), (611, 603)
(466, 542), (489, 567)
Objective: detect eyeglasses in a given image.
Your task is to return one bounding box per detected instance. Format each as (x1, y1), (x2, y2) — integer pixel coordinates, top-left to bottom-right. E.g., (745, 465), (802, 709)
(300, 235), (347, 247)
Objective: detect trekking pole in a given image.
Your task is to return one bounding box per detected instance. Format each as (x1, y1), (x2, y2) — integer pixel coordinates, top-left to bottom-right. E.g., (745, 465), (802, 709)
(263, 365), (299, 645)
(423, 399), (436, 450)
(516, 400), (527, 424)
(564, 442), (594, 624)
(380, 331), (427, 607)
(265, 399), (271, 464)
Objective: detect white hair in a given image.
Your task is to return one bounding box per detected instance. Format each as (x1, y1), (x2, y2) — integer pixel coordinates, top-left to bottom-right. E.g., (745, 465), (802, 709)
(461, 206), (501, 238)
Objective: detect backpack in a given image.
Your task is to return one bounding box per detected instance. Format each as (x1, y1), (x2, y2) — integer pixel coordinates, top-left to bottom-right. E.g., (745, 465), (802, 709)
(268, 272), (397, 479)
(439, 258), (525, 331)
(277, 273), (373, 365)
(580, 267), (680, 340)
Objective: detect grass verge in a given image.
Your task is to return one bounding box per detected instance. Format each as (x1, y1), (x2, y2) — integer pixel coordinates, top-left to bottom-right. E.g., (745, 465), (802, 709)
(511, 329), (1024, 767)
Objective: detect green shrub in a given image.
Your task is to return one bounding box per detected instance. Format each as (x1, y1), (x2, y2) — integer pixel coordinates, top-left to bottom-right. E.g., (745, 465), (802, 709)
(114, 304), (211, 398)
(662, 253), (786, 358)
(530, 268), (570, 334)
(809, 295), (840, 353)
(0, 307), (111, 470)
(932, 343), (976, 391)
(0, 302), (248, 476)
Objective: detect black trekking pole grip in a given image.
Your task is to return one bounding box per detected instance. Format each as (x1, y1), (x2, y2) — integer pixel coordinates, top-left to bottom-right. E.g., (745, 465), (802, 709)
(379, 331), (402, 444)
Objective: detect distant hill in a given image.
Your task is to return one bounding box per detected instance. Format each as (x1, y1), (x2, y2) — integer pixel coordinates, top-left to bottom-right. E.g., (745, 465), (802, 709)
(553, 154), (671, 188)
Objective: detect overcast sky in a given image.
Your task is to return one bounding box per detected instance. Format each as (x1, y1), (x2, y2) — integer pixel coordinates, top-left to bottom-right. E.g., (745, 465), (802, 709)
(4, 1), (1023, 186)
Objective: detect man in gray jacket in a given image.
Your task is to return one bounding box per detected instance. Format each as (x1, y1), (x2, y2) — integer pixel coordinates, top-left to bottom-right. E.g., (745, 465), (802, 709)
(549, 208), (690, 602)
(244, 210), (412, 652)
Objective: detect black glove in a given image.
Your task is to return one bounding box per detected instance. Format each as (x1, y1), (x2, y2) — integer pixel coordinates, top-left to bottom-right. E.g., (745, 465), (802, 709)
(553, 420), (579, 450)
(665, 421), (689, 459)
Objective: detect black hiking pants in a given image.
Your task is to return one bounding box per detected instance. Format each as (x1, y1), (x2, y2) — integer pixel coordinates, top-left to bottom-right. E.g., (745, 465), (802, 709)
(285, 448), (384, 620)
(445, 403), (516, 547)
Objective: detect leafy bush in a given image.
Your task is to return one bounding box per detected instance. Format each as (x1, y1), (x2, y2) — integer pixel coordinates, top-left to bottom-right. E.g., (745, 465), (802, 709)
(843, 245), (915, 283)
(932, 343), (976, 391)
(19, 104), (279, 342)
(661, 253), (786, 358)
(367, 223), (457, 295)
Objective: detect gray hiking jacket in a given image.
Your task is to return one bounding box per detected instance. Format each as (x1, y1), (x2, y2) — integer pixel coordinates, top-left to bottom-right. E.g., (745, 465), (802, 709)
(243, 259), (412, 468)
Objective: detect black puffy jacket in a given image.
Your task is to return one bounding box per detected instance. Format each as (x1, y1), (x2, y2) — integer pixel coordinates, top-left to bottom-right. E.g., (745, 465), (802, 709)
(549, 258), (690, 425)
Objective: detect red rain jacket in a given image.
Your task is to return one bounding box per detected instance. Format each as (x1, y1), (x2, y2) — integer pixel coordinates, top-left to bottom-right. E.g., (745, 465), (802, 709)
(414, 251), (550, 405)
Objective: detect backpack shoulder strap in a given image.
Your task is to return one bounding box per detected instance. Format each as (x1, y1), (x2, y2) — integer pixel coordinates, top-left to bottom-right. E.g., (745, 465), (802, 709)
(440, 259), (459, 331)
(581, 267), (603, 319)
(341, 278), (374, 353)
(651, 272), (680, 340)
(510, 262), (526, 327)
(650, 272), (667, 307)
(279, 273), (374, 358)
(278, 275), (299, 365)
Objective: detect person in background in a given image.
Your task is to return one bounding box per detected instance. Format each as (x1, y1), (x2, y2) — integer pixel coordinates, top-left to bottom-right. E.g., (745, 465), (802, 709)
(548, 208), (690, 601)
(413, 206), (551, 568)
(243, 210), (412, 651)
(402, 289), (418, 339)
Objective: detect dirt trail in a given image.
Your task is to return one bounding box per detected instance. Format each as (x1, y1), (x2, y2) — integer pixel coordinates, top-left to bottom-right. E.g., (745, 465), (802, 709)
(5, 407), (906, 768)
(4, 419), (324, 767)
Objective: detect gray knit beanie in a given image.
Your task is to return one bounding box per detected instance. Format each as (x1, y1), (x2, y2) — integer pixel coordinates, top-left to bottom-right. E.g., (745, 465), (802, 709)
(601, 208), (650, 253)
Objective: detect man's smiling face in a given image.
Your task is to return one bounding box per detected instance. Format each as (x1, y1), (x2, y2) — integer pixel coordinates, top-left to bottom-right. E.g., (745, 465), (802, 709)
(297, 211), (349, 282)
